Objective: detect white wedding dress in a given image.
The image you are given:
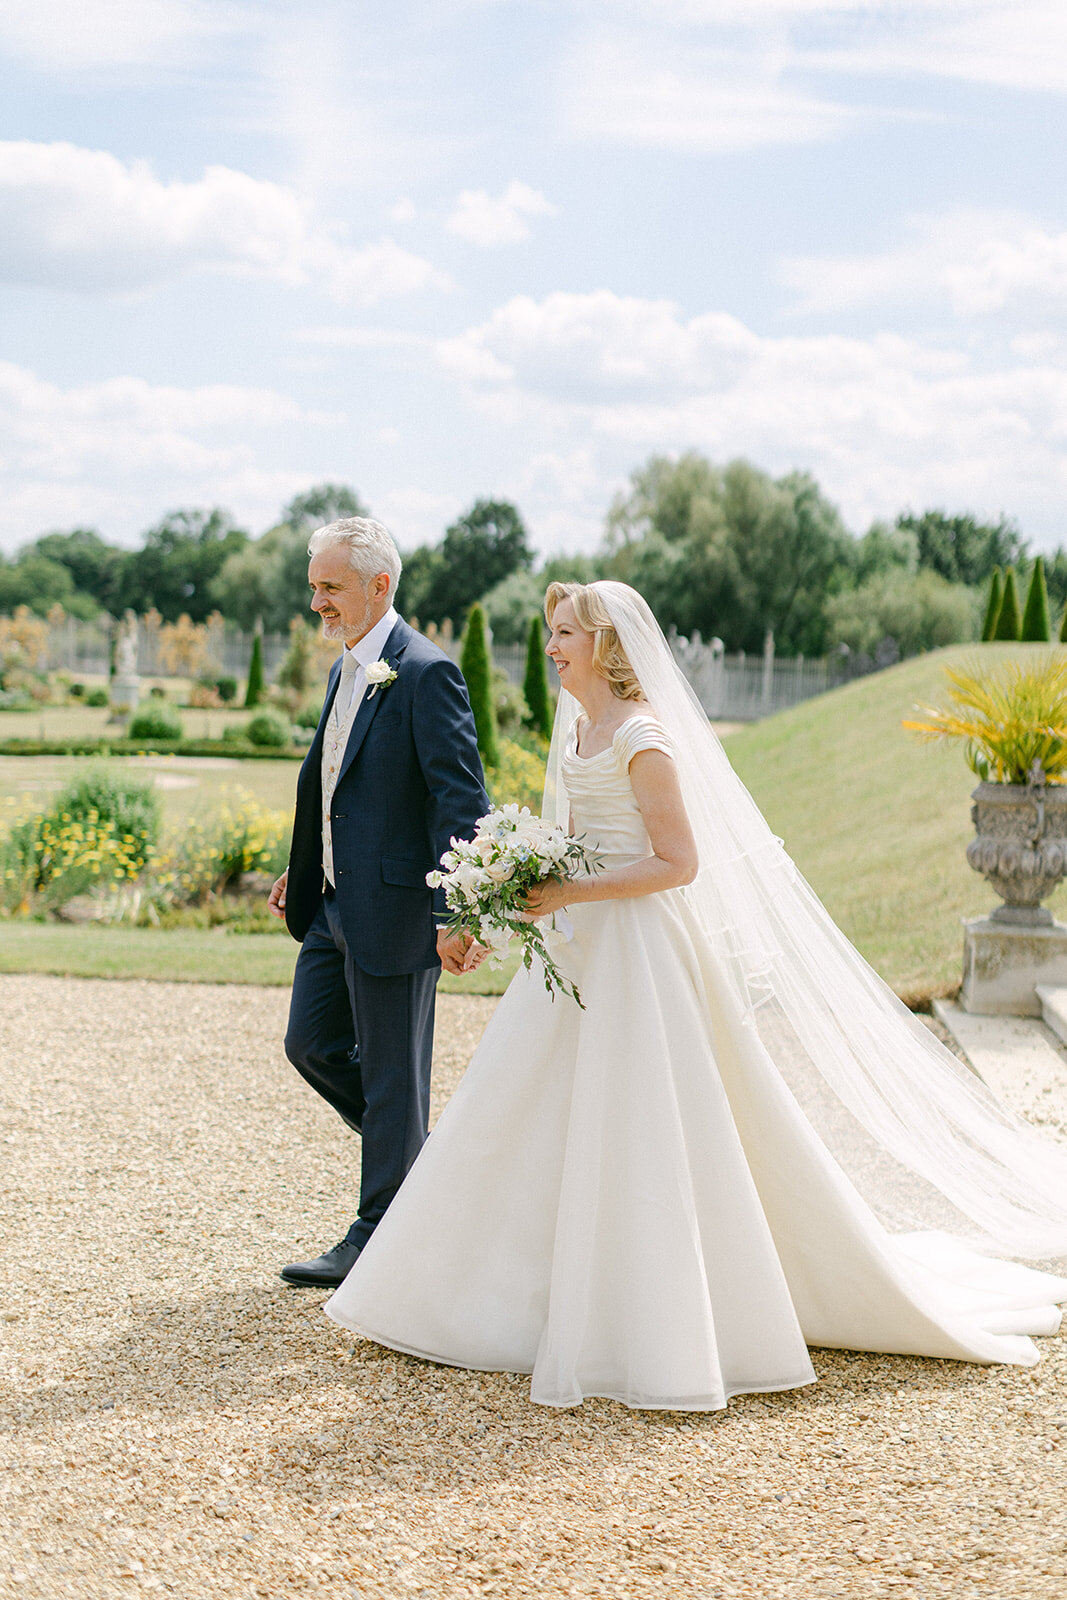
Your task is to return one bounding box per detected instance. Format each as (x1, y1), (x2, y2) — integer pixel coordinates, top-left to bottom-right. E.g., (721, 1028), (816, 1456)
(325, 713), (1067, 1411)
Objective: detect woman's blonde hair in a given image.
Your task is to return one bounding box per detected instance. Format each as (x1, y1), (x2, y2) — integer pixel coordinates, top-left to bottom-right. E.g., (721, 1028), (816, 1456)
(544, 582), (645, 702)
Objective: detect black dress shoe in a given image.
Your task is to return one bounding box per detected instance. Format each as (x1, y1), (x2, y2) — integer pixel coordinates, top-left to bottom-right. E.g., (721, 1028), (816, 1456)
(280, 1240), (362, 1287)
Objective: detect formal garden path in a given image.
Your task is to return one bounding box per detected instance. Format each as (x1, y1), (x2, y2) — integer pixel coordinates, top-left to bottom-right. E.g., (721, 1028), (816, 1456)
(1, 974), (1066, 1600)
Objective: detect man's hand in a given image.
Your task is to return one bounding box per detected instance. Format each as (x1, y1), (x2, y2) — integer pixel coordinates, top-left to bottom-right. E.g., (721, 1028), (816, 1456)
(268, 869), (288, 919)
(436, 927), (486, 976)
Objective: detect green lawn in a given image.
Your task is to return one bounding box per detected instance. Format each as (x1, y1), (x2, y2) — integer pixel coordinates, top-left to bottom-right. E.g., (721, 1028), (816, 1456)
(0, 701), (256, 744)
(1, 641), (1057, 997)
(0, 922), (520, 994)
(0, 751), (301, 819)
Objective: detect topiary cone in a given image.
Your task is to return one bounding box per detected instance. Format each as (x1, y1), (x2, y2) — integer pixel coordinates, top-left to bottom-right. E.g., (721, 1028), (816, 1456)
(460, 602), (500, 768)
(522, 614), (554, 740)
(1021, 556), (1052, 642)
(993, 567), (1022, 641)
(981, 567), (1003, 642)
(244, 630), (265, 708)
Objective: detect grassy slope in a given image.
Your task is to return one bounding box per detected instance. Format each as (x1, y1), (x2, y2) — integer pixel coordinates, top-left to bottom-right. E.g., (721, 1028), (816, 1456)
(725, 641), (1067, 996)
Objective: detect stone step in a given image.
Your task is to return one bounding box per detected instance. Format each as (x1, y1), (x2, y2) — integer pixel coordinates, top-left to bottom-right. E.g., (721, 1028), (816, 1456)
(932, 1000), (1067, 1135)
(1036, 985), (1067, 1047)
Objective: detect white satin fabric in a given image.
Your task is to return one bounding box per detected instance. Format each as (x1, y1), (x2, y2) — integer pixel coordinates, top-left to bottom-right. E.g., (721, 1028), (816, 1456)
(325, 715), (1066, 1410)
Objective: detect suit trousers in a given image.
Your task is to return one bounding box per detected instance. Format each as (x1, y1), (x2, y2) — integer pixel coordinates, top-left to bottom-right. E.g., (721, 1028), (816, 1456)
(284, 890), (438, 1250)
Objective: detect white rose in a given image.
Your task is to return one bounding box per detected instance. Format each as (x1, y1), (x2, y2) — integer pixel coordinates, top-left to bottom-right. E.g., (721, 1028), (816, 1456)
(365, 660), (394, 685)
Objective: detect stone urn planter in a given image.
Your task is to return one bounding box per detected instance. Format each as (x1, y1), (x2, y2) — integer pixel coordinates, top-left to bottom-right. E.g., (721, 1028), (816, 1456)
(966, 767), (1067, 925)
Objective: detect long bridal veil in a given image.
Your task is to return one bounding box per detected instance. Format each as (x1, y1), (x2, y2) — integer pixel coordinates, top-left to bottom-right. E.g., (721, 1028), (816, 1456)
(544, 581), (1067, 1262)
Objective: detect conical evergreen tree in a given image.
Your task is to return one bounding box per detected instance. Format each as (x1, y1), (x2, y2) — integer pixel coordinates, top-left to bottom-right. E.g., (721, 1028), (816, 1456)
(1021, 557), (1052, 641)
(244, 628), (265, 707)
(980, 567), (1003, 642)
(993, 567), (1022, 641)
(460, 602), (499, 768)
(522, 614), (553, 740)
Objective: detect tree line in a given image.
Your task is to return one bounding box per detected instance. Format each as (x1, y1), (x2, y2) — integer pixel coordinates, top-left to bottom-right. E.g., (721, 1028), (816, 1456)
(2, 453), (1060, 664)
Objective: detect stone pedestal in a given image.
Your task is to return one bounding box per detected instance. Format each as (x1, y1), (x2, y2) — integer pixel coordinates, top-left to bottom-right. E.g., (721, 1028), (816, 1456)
(107, 671), (140, 729)
(960, 915), (1067, 1015)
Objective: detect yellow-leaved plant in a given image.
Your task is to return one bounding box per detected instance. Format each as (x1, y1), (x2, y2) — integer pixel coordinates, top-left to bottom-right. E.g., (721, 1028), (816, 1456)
(904, 656), (1067, 784)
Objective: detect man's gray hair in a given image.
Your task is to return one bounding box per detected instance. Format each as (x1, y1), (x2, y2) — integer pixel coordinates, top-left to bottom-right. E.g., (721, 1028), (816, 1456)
(307, 517), (402, 598)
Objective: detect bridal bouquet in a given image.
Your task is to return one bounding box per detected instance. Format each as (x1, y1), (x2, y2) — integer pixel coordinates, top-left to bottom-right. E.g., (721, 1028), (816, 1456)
(427, 805), (598, 1006)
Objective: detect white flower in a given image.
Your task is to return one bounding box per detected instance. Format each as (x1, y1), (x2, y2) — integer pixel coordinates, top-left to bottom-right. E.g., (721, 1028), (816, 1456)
(365, 659), (398, 697)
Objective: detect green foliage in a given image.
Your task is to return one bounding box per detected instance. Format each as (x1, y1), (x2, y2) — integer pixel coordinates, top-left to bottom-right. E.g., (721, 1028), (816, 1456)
(0, 767), (160, 907)
(485, 738), (548, 811)
(896, 509), (1025, 587)
(51, 767), (161, 872)
(0, 554), (88, 619)
(85, 688), (108, 708)
(244, 631), (265, 707)
(215, 674), (238, 703)
(460, 602), (500, 768)
(211, 486), (369, 632)
(284, 484), (368, 531)
(246, 712), (290, 748)
(993, 567), (1022, 640)
(522, 614), (553, 739)
(1020, 556), (1052, 642)
(401, 501), (533, 629)
(129, 703), (184, 741)
(905, 655), (1067, 784)
(825, 569), (977, 658)
(115, 508), (248, 622)
(0, 786), (290, 917)
(1061, 601), (1067, 645)
(152, 789), (290, 901)
(603, 453), (853, 654)
(295, 700), (323, 729)
(492, 670), (529, 739)
(480, 569), (545, 644)
(276, 618), (316, 694)
(852, 521), (918, 584)
(981, 568), (1003, 641)
(26, 528), (122, 612)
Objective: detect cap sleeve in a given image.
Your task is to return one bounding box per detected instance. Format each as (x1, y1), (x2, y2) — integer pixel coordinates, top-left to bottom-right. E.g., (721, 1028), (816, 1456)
(614, 714), (673, 768)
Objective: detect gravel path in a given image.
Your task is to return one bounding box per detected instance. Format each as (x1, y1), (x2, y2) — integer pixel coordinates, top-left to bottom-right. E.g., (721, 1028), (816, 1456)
(1, 975), (1066, 1600)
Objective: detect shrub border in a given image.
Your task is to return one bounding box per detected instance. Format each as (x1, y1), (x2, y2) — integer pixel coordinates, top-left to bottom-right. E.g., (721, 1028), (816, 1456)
(0, 738), (306, 760)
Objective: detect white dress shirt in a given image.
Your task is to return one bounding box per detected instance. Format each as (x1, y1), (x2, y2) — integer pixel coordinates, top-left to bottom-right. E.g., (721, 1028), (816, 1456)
(321, 606), (398, 887)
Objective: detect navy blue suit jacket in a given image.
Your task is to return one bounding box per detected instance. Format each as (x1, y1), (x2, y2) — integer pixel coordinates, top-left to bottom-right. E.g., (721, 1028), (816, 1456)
(285, 617), (488, 975)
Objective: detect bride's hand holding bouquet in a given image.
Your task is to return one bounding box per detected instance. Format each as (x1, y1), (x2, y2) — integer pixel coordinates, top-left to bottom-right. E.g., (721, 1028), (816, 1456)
(427, 804), (598, 1006)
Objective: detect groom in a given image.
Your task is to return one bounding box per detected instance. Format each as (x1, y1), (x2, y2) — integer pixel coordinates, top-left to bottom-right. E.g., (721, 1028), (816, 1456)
(268, 516), (487, 1287)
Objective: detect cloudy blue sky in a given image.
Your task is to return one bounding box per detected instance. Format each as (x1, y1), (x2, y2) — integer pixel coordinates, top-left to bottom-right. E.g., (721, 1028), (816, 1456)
(1, 0), (1065, 559)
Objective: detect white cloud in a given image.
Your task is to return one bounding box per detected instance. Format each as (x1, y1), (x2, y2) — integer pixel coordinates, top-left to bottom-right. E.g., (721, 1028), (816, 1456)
(781, 211), (1067, 317)
(436, 290), (1067, 540)
(0, 361), (339, 548)
(562, 34), (854, 152)
(389, 197), (417, 224)
(0, 0), (238, 71)
(0, 141), (451, 302)
(803, 2), (1067, 95)
(445, 181), (557, 247)
(561, 5), (1067, 158)
(380, 487), (465, 552)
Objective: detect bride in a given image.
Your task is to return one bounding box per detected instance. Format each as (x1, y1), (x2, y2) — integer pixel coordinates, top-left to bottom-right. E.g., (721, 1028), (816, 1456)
(325, 580), (1067, 1411)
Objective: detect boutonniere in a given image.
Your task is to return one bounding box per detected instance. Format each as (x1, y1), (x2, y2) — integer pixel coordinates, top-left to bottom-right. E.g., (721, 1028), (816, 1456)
(365, 659), (398, 698)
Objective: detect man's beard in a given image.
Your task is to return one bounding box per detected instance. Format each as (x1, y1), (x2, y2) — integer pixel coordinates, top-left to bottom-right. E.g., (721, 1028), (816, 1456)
(320, 591), (372, 642)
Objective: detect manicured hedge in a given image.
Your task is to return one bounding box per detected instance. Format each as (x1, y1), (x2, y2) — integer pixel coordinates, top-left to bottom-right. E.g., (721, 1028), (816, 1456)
(0, 738), (306, 759)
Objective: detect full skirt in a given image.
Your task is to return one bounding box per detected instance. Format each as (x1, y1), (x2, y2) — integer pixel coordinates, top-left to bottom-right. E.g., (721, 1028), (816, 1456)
(325, 890), (1066, 1410)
